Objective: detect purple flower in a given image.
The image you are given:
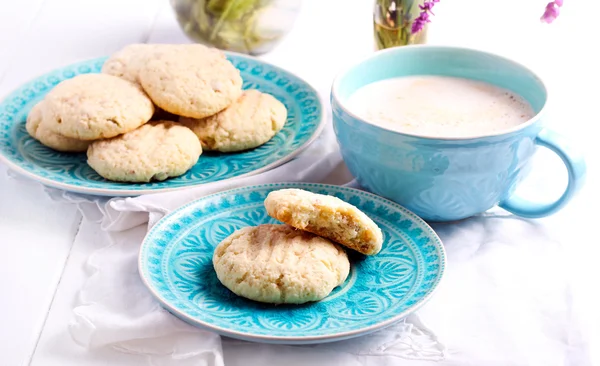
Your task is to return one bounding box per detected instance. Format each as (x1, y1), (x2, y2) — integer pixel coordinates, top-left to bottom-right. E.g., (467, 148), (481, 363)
(410, 0), (563, 35)
(411, 0), (439, 34)
(540, 0), (563, 23)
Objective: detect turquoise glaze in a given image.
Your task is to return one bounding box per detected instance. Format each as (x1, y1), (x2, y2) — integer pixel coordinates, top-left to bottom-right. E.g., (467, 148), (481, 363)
(0, 54), (324, 196)
(331, 46), (586, 222)
(138, 183), (446, 344)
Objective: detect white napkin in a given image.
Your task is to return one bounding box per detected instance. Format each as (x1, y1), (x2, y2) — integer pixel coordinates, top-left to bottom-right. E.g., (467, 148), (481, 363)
(56, 173), (595, 366)
(33, 122), (594, 366)
(39, 123), (446, 366)
(11, 115), (594, 364)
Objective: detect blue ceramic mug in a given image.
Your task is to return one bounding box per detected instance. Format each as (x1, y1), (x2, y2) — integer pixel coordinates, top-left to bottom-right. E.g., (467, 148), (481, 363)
(331, 45), (586, 222)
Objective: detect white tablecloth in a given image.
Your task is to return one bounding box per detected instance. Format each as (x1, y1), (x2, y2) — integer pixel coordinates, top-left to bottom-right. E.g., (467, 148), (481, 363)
(43, 116), (598, 365)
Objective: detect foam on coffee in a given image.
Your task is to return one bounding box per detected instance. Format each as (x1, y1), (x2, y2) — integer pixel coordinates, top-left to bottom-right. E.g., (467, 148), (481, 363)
(346, 76), (534, 138)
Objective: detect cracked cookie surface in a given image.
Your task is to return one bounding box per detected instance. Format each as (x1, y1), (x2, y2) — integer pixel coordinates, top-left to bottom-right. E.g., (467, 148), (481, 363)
(179, 89), (287, 152)
(139, 45), (242, 119)
(212, 224), (350, 304)
(43, 73), (154, 140)
(265, 189), (383, 255)
(26, 101), (91, 152)
(86, 120), (201, 182)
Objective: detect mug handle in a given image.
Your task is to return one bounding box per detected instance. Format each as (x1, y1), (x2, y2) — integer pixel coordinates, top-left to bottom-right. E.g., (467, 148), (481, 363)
(498, 128), (587, 218)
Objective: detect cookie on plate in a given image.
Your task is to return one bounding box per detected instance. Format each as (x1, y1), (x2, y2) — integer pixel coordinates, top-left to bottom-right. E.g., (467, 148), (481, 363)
(25, 101), (91, 153)
(43, 74), (155, 140)
(102, 43), (188, 85)
(101, 44), (162, 84)
(86, 121), (201, 182)
(264, 189), (383, 255)
(139, 45), (242, 119)
(179, 90), (287, 152)
(213, 224), (350, 304)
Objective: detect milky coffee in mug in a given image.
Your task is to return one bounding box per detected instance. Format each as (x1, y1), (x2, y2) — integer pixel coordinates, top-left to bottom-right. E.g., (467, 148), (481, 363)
(331, 46), (586, 221)
(346, 75), (535, 138)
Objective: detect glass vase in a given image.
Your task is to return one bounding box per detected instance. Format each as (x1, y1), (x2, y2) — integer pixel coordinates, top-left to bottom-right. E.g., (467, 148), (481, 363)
(373, 0), (428, 50)
(170, 0), (302, 56)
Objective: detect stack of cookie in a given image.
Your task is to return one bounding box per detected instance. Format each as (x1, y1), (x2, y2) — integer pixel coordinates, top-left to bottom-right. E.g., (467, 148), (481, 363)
(212, 188), (384, 305)
(26, 43), (288, 183)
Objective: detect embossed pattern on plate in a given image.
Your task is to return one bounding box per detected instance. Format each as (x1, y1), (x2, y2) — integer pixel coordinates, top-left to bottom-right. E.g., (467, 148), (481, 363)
(139, 183), (446, 344)
(0, 54), (324, 196)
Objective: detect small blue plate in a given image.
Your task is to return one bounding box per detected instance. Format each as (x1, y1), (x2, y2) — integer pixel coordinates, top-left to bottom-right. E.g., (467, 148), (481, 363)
(0, 54), (324, 196)
(139, 183), (446, 344)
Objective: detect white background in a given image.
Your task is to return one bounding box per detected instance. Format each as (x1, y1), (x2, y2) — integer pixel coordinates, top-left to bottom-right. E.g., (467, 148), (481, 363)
(0, 0), (598, 365)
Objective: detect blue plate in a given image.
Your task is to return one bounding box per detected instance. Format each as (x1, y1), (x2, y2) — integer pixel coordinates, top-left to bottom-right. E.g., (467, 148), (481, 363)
(139, 183), (446, 344)
(0, 54), (324, 196)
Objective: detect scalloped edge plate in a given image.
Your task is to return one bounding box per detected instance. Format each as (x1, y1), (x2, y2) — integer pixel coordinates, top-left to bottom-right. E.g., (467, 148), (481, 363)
(138, 183), (446, 344)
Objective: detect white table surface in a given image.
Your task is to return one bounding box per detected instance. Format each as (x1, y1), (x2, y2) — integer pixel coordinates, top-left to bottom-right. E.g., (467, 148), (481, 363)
(1, 0), (599, 365)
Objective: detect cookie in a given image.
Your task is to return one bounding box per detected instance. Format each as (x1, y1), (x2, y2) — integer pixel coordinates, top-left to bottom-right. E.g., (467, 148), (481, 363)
(25, 101), (91, 152)
(43, 73), (155, 140)
(101, 44), (182, 85)
(139, 45), (242, 119)
(86, 121), (201, 182)
(213, 224), (350, 304)
(179, 90), (287, 152)
(264, 189), (383, 255)
(101, 44), (159, 84)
